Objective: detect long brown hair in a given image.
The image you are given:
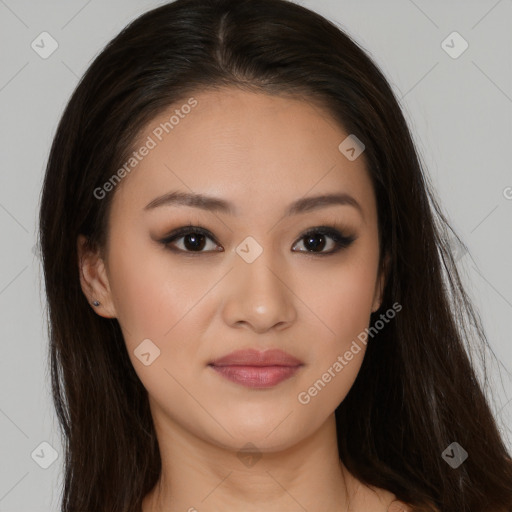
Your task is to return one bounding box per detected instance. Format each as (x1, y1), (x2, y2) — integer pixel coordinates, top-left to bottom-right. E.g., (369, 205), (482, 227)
(38, 0), (512, 510)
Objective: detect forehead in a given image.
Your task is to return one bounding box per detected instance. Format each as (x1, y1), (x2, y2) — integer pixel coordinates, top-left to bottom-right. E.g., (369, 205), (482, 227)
(109, 87), (376, 223)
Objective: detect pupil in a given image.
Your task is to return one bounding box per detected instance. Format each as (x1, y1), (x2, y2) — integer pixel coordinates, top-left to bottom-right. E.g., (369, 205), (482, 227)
(184, 233), (206, 251)
(306, 233), (326, 251)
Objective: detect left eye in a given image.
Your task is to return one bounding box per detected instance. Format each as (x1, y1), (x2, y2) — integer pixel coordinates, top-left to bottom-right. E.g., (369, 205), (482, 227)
(160, 225), (355, 255)
(293, 228), (355, 254)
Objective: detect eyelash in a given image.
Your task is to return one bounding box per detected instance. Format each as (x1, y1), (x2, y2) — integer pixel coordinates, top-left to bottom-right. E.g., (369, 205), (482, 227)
(159, 224), (356, 257)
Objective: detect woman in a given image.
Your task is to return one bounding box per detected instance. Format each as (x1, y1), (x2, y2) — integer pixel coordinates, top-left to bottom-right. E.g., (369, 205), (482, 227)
(38, 0), (512, 510)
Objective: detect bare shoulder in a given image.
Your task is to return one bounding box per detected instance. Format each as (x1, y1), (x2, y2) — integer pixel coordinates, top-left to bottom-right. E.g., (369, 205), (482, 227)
(374, 487), (414, 512)
(387, 499), (415, 512)
(351, 483), (414, 511)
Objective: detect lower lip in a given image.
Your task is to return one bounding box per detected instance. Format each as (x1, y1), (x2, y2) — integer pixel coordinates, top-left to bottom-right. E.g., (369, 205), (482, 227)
(209, 365), (301, 388)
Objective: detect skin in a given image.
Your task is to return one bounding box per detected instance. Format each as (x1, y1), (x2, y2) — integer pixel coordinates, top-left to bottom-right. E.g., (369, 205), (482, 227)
(77, 88), (405, 512)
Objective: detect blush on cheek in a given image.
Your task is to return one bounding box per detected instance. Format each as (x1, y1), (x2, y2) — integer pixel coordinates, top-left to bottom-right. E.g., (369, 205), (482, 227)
(107, 254), (168, 344)
(320, 283), (376, 335)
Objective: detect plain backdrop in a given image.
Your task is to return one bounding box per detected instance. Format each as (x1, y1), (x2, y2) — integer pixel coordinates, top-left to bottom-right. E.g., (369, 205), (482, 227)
(0, 1), (511, 510)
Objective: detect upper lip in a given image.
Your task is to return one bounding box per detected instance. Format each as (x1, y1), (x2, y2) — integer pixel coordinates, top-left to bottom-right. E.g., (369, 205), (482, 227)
(209, 348), (303, 367)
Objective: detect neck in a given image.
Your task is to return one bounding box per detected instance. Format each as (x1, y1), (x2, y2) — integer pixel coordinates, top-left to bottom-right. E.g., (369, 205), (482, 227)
(142, 412), (358, 512)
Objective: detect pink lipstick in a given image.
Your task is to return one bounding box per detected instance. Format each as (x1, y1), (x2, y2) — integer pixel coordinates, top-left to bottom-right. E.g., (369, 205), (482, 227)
(208, 348), (303, 388)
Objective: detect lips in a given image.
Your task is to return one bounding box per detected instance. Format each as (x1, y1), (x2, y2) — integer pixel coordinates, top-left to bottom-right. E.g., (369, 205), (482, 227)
(208, 349), (304, 388)
(209, 348), (303, 367)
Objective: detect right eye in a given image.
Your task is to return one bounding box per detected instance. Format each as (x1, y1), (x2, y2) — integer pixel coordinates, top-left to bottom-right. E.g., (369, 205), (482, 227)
(159, 225), (223, 254)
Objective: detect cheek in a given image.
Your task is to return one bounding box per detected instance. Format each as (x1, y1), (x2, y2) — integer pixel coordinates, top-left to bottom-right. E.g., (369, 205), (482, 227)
(107, 235), (198, 344)
(324, 271), (376, 338)
(303, 254), (379, 344)
(296, 244), (379, 401)
(107, 241), (212, 401)
(295, 265), (376, 413)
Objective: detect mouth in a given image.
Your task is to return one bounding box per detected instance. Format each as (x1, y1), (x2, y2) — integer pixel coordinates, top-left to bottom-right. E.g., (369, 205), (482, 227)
(208, 364), (302, 388)
(208, 348), (304, 388)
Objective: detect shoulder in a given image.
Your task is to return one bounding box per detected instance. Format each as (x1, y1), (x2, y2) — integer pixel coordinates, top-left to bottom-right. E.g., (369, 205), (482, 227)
(376, 488), (414, 512)
(353, 484), (414, 511)
(387, 499), (414, 512)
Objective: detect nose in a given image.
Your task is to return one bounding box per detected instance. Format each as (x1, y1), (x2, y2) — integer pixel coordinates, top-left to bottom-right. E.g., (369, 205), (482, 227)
(221, 251), (297, 334)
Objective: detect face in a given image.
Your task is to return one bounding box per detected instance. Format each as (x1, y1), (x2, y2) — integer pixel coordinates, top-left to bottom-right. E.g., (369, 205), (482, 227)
(78, 87), (385, 453)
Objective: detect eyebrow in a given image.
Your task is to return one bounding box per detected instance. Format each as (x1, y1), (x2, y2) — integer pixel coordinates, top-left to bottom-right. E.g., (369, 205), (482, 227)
(144, 190), (364, 218)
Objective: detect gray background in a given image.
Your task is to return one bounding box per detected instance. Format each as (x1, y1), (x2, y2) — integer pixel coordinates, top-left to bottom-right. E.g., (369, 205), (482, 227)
(0, 0), (511, 510)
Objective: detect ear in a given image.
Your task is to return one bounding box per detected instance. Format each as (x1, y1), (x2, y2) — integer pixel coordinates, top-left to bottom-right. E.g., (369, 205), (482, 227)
(77, 234), (117, 318)
(371, 252), (390, 313)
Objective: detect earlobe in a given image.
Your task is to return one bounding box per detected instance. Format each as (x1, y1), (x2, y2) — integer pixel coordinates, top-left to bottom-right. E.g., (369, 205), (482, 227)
(77, 234), (117, 318)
